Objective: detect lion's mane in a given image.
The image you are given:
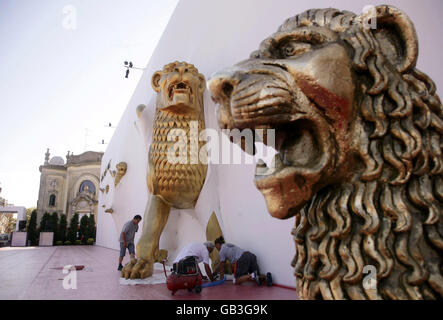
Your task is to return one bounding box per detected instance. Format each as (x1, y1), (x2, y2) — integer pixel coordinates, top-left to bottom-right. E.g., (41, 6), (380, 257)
(284, 9), (443, 300)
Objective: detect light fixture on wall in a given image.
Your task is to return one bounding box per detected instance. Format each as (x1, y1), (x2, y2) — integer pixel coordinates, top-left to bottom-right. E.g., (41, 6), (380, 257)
(124, 61), (145, 79)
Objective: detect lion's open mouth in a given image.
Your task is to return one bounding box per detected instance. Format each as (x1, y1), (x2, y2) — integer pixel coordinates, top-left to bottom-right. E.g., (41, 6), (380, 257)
(262, 121), (320, 165)
(221, 79), (332, 192)
(252, 119), (331, 188)
(208, 67), (335, 209)
(208, 64), (338, 217)
(169, 82), (192, 100)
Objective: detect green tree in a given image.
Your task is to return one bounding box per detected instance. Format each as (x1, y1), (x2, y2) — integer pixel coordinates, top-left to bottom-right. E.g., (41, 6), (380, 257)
(40, 212), (51, 232)
(58, 214), (67, 243)
(79, 215), (89, 244)
(26, 207), (36, 223)
(50, 212), (59, 244)
(87, 214), (96, 242)
(27, 210), (38, 246)
(67, 213), (79, 242)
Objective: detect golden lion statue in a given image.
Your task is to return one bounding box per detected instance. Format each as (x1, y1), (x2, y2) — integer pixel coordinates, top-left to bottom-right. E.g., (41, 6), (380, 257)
(209, 6), (442, 299)
(123, 61), (208, 279)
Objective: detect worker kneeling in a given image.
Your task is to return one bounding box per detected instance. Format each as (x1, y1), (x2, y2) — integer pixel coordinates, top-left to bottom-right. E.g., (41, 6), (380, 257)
(173, 242), (215, 282)
(215, 236), (269, 285)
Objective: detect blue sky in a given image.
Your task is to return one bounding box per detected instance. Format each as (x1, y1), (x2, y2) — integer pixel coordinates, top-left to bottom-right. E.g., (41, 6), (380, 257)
(0, 0), (178, 207)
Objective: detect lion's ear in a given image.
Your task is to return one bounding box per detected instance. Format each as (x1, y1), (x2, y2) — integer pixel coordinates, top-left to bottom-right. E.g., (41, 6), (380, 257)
(361, 5), (418, 73)
(151, 71), (162, 92)
(198, 73), (206, 93)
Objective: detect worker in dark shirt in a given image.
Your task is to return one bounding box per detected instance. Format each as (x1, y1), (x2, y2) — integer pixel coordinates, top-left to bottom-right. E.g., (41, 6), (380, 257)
(118, 215), (142, 271)
(215, 236), (268, 285)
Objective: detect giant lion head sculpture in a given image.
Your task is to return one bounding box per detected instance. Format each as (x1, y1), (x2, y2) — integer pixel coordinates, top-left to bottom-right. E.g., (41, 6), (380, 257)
(209, 6), (442, 299)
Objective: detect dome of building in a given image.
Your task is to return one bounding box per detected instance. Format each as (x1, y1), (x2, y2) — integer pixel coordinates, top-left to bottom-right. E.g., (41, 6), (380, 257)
(49, 156), (65, 166)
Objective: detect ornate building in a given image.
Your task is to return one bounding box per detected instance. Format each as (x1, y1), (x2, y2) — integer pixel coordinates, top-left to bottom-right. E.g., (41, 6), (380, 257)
(36, 149), (103, 224)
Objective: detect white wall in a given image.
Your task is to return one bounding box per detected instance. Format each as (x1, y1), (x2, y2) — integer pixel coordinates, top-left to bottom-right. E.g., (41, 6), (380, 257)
(97, 0), (443, 287)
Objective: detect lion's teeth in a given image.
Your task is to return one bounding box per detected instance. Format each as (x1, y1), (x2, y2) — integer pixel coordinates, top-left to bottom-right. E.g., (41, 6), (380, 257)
(255, 158), (269, 176)
(267, 153), (284, 172)
(274, 153), (284, 167)
(255, 162), (268, 176)
(257, 159), (267, 167)
(256, 153), (283, 176)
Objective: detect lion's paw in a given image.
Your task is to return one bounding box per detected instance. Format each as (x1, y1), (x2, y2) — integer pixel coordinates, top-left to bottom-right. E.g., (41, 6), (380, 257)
(121, 258), (137, 279)
(127, 259), (154, 279)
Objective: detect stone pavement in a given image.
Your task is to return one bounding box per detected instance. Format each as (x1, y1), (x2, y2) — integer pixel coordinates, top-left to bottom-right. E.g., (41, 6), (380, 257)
(0, 245), (298, 300)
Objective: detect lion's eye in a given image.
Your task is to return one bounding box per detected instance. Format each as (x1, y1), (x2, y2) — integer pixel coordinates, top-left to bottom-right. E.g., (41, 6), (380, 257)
(281, 42), (312, 57)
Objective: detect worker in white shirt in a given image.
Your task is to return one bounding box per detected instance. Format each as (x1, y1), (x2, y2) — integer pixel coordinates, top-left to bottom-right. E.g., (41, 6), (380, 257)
(173, 241), (215, 281)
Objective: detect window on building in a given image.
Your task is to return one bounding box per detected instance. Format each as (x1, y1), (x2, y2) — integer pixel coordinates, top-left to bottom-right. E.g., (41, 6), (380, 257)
(49, 194), (56, 207)
(79, 180), (96, 194)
